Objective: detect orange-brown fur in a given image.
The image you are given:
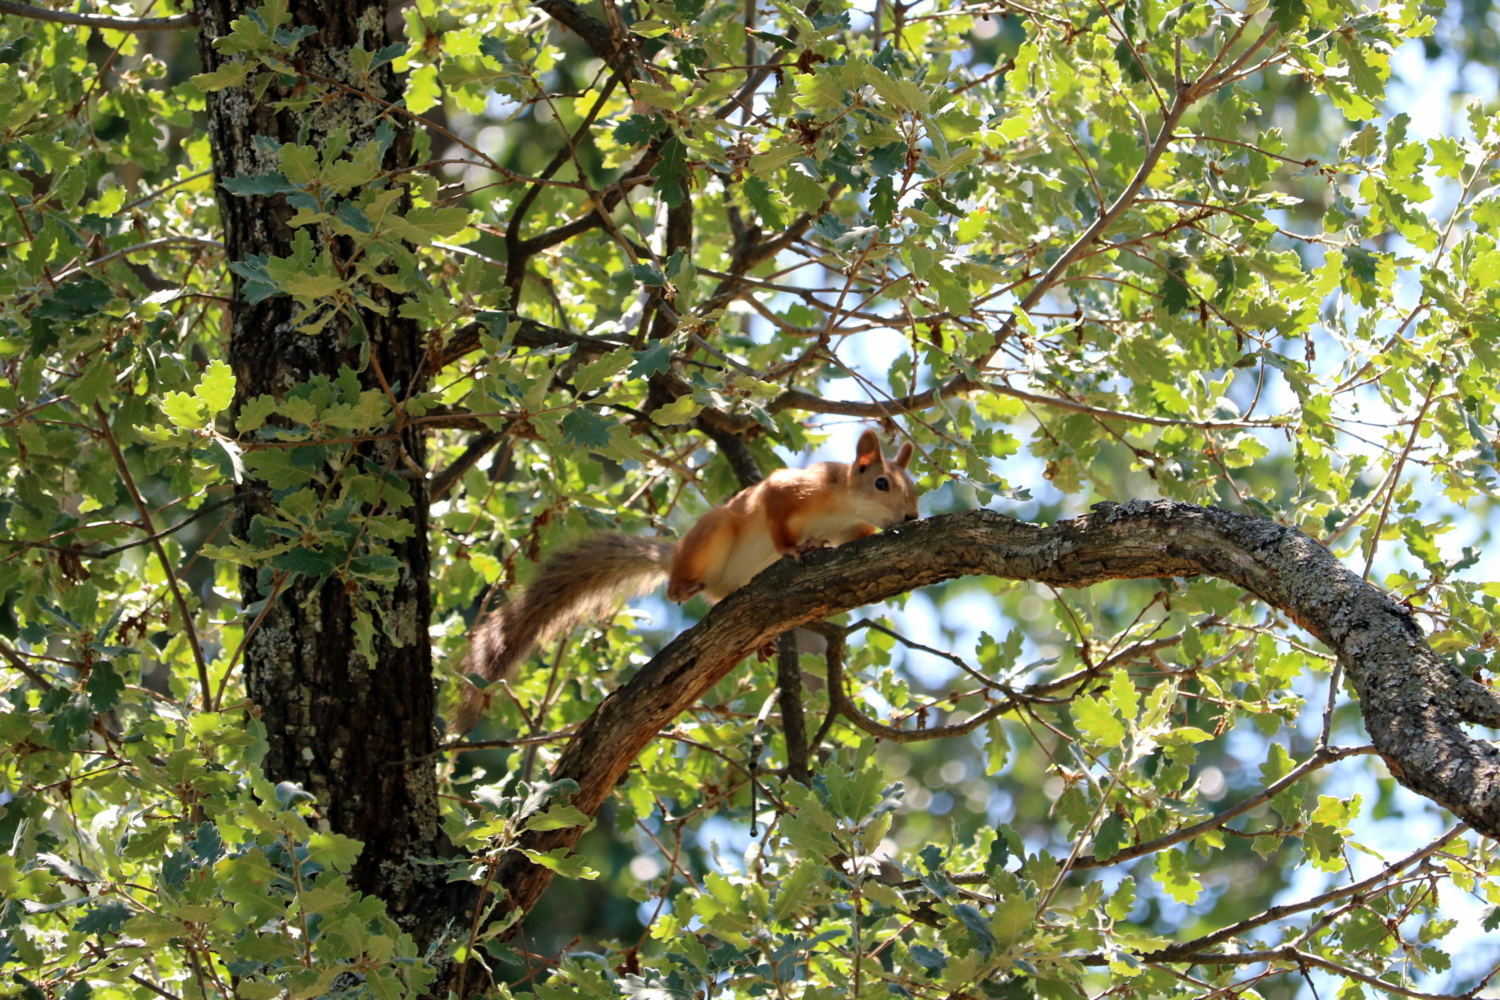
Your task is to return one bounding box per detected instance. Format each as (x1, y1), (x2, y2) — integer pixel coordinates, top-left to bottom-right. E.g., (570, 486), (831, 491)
(455, 430), (919, 731)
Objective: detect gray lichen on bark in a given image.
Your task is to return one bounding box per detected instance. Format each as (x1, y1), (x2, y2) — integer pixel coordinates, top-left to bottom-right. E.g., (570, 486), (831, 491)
(199, 0), (462, 947)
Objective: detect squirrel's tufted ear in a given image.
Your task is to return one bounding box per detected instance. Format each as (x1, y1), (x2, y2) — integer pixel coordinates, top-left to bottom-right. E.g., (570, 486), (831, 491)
(854, 429), (882, 471)
(893, 442), (914, 469)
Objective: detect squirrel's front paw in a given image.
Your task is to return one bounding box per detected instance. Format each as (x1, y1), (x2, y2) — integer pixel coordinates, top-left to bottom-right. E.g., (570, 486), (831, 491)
(793, 538), (830, 560)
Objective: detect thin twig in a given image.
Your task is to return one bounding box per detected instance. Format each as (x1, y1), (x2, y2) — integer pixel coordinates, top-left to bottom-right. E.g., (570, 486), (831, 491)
(1363, 381), (1437, 580)
(0, 0), (198, 30)
(0, 637), (54, 691)
(93, 403), (212, 711)
(0, 499), (233, 558)
(1069, 744), (1378, 870)
(51, 237), (223, 283)
(1147, 823), (1465, 960)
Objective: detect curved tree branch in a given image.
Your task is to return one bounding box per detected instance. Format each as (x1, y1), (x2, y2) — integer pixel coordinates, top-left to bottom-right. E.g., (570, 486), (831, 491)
(0, 0), (198, 29)
(492, 500), (1500, 918)
(436, 316), (626, 371)
(533, 0), (635, 78)
(429, 430), (508, 500)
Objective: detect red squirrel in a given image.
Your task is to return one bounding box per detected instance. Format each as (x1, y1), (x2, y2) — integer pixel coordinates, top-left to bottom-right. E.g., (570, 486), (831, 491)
(454, 429), (919, 730)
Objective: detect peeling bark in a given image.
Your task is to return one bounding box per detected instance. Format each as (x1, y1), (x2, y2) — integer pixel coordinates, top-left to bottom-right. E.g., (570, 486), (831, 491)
(494, 500), (1500, 917)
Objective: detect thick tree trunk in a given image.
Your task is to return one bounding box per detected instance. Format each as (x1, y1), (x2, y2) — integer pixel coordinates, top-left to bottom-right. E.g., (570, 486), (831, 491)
(196, 0), (453, 941)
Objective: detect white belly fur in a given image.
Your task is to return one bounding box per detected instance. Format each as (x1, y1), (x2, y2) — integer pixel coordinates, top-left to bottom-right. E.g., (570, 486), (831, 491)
(702, 525), (779, 599)
(701, 497), (893, 599)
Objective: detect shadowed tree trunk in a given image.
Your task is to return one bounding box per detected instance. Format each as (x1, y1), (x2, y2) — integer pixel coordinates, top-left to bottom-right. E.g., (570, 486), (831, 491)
(195, 0), (457, 943)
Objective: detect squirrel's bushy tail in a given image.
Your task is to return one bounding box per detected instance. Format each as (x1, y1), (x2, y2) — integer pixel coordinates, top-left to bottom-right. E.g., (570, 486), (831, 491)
(453, 533), (674, 731)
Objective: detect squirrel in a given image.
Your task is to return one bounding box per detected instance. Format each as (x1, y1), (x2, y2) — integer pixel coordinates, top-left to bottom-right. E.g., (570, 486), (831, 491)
(453, 429), (919, 731)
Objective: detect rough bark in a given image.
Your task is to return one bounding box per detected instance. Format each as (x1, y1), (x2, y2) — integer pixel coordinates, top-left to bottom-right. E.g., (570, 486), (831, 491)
(494, 500), (1500, 917)
(197, 0), (457, 942)
(777, 629), (810, 785)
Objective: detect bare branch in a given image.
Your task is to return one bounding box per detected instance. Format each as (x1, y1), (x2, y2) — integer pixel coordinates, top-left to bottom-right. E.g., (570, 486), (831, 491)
(1160, 947), (1464, 1000)
(94, 403), (212, 712)
(430, 430), (508, 500)
(1153, 823), (1466, 960)
(0, 637), (55, 692)
(0, 0), (198, 30)
(1070, 744), (1378, 870)
(436, 316), (626, 371)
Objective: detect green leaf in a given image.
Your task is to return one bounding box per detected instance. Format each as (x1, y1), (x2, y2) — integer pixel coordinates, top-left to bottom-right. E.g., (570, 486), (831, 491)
(771, 861), (821, 920)
(279, 143), (319, 186)
(305, 831), (362, 871)
(783, 164), (825, 213)
(190, 62), (254, 92)
(1268, 0), (1306, 33)
(1154, 848), (1202, 904)
(615, 114), (668, 145)
(649, 135), (690, 208)
(524, 803), (592, 832)
(34, 279), (112, 320)
(242, 449), (317, 489)
(1093, 813), (1127, 861)
(1105, 877), (1136, 921)
(160, 391), (209, 430)
(1159, 257), (1193, 315)
(1073, 695), (1125, 748)
(1161, 726), (1213, 745)
(1472, 250), (1500, 290)
(37, 853), (99, 883)
(561, 408), (613, 449)
(650, 395), (702, 425)
(74, 901), (131, 937)
(572, 346), (635, 393)
(630, 341), (673, 378)
(751, 29), (797, 50)
(743, 175), (786, 229)
(237, 394), (279, 433)
(222, 172), (296, 196)
(630, 262), (666, 286)
(870, 176), (896, 227)
(985, 718), (1010, 776)
(85, 662), (124, 713)
(1260, 743), (1293, 784)
(1113, 37), (1146, 82)
(195, 360), (236, 415)
(388, 207), (472, 245)
(1106, 668), (1138, 723)
(71, 359), (114, 408)
(519, 847), (600, 880)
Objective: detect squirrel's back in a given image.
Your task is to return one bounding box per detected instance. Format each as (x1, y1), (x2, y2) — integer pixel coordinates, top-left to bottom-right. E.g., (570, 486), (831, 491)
(454, 533), (673, 731)
(454, 430), (919, 730)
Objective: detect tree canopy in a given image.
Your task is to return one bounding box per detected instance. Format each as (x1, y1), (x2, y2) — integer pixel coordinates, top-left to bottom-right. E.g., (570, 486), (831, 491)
(4, 0), (1500, 997)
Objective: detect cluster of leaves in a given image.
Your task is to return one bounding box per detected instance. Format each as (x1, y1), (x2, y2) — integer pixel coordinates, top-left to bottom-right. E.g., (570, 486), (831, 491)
(2, 706), (435, 1000)
(6, 0), (1500, 993)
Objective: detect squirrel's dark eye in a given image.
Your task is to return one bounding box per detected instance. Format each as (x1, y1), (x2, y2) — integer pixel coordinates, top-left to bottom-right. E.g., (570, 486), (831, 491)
(875, 476), (890, 491)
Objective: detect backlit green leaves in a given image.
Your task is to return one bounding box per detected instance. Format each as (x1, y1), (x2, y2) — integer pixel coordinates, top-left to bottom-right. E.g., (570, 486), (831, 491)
(157, 360), (235, 431)
(5, 0), (1500, 996)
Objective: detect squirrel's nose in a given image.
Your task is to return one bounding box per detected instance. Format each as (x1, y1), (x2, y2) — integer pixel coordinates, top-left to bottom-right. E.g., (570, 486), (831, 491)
(904, 513), (918, 522)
